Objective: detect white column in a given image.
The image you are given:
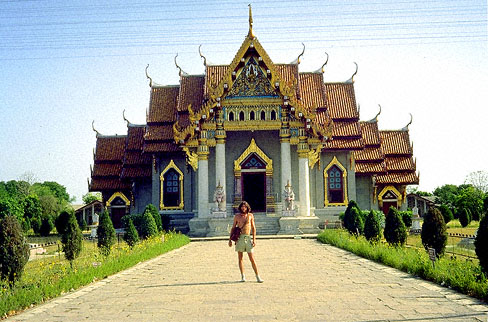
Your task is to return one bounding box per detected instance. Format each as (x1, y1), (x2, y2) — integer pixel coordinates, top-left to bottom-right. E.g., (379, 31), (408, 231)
(215, 142), (226, 208)
(198, 158), (209, 217)
(298, 157), (310, 216)
(281, 141), (291, 189)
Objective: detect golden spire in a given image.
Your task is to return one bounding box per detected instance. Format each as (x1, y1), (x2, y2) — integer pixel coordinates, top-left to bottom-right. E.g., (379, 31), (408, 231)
(248, 4), (254, 38)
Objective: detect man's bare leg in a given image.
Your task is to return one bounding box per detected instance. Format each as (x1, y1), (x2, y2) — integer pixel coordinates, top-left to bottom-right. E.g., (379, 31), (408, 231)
(248, 252), (263, 282)
(238, 252), (245, 281)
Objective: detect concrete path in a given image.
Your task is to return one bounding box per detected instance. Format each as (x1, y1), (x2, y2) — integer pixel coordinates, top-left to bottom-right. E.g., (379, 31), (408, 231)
(8, 238), (488, 321)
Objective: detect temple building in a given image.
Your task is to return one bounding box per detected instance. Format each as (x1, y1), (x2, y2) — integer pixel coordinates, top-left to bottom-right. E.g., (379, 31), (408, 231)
(89, 9), (419, 236)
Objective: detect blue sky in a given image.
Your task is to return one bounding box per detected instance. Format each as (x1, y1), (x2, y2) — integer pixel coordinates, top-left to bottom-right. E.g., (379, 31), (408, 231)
(0, 0), (487, 202)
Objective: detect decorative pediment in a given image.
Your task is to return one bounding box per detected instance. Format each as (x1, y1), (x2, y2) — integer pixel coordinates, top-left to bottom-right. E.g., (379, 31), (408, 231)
(226, 57), (278, 99)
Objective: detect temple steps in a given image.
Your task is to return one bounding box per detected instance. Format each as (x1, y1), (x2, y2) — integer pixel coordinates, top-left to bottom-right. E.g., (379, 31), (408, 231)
(165, 212), (195, 235)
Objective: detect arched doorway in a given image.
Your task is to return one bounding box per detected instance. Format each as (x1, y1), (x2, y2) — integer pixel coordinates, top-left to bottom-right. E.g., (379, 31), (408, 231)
(241, 154), (266, 212)
(106, 192), (130, 229)
(378, 186), (402, 215)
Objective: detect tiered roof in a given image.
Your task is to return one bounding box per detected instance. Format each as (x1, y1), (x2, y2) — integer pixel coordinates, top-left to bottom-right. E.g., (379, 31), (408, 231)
(89, 135), (131, 191)
(121, 125), (152, 179)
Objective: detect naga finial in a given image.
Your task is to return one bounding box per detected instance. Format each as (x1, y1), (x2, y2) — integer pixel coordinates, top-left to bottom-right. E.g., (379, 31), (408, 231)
(198, 45), (207, 67)
(296, 43), (305, 64)
(248, 4), (254, 38)
(92, 120), (101, 137)
(145, 64), (153, 87)
(123, 109), (130, 126)
(174, 53), (187, 77)
(350, 62), (358, 83)
(402, 113), (413, 131)
(375, 104), (382, 121)
(320, 52), (329, 73)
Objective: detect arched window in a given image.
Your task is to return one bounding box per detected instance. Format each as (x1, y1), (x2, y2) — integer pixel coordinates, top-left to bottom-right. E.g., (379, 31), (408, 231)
(239, 111), (245, 121)
(229, 111), (234, 121)
(250, 111), (255, 120)
(270, 110), (277, 120)
(260, 110), (266, 120)
(160, 160), (184, 209)
(327, 165), (344, 203)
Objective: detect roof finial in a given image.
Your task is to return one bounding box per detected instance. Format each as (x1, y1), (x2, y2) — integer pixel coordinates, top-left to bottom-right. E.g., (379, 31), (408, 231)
(198, 45), (207, 67)
(92, 120), (101, 137)
(174, 53), (187, 77)
(123, 109), (130, 126)
(320, 51), (329, 73)
(248, 4), (254, 38)
(295, 43), (305, 64)
(402, 113), (413, 131)
(145, 64), (153, 87)
(346, 62), (358, 83)
(375, 104), (382, 121)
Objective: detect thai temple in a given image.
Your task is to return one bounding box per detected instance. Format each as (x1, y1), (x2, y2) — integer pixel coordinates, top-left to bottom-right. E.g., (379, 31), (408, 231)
(89, 7), (419, 236)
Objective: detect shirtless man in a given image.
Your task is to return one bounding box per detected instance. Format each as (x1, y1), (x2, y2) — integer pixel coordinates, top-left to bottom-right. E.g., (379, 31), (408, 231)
(228, 201), (264, 283)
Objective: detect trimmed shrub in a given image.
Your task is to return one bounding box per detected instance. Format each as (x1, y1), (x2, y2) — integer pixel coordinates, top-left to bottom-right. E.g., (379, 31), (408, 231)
(61, 212), (83, 268)
(343, 200), (361, 234)
(144, 204), (162, 232)
(124, 218), (139, 248)
(384, 207), (407, 246)
(475, 214), (488, 274)
(347, 207), (364, 236)
(140, 210), (158, 239)
(55, 210), (71, 235)
(39, 216), (54, 237)
(439, 204), (454, 224)
(399, 211), (412, 228)
(364, 210), (382, 243)
(421, 207), (447, 258)
(458, 207), (472, 228)
(97, 211), (116, 256)
(121, 213), (144, 235)
(31, 215), (41, 235)
(0, 215), (30, 285)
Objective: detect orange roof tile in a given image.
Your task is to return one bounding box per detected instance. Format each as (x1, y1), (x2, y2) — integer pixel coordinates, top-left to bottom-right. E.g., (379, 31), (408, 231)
(355, 162), (387, 174)
(375, 172), (419, 185)
(325, 83), (359, 120)
(205, 65), (228, 96)
(94, 136), (126, 162)
(353, 147), (385, 161)
(276, 64), (299, 97)
(126, 126), (145, 150)
(359, 121), (381, 146)
(89, 178), (131, 191)
(123, 151), (151, 166)
(92, 163), (122, 177)
(148, 86), (179, 123)
(385, 156), (416, 172)
(380, 130), (412, 155)
(299, 73), (326, 113)
(121, 167), (152, 179)
(176, 75), (205, 113)
(331, 121), (361, 138)
(143, 142), (181, 153)
(144, 124), (174, 141)
(323, 138), (364, 150)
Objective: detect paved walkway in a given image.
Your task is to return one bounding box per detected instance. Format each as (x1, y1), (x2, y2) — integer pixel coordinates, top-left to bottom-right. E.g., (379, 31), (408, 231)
(8, 238), (488, 321)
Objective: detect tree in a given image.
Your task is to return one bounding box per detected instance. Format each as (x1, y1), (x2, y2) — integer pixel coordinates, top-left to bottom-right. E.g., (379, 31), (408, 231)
(79, 218), (88, 231)
(38, 181), (72, 203)
(455, 186), (484, 221)
(0, 215), (30, 285)
(23, 195), (42, 220)
(39, 216), (54, 237)
(140, 210), (158, 239)
(421, 207), (447, 258)
(31, 216), (42, 235)
(61, 212), (83, 268)
(55, 210), (72, 235)
(407, 186), (432, 196)
(433, 184), (460, 208)
(123, 218), (139, 248)
(0, 198), (23, 220)
(82, 192), (102, 205)
(144, 204), (162, 232)
(364, 210), (382, 243)
(458, 207), (472, 228)
(399, 211), (412, 228)
(465, 170), (488, 194)
(384, 207), (407, 246)
(97, 211), (116, 256)
(343, 200), (361, 234)
(439, 204), (454, 224)
(475, 214), (488, 274)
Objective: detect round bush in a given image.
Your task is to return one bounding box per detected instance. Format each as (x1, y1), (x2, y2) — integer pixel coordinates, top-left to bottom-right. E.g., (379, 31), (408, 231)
(97, 211), (116, 256)
(439, 204), (454, 224)
(343, 200), (361, 234)
(475, 214), (488, 274)
(0, 215), (30, 285)
(124, 218), (139, 248)
(400, 211), (412, 228)
(144, 204), (162, 232)
(140, 210), (158, 239)
(364, 210), (382, 243)
(61, 212), (83, 267)
(458, 207), (472, 228)
(39, 216), (54, 237)
(421, 207), (447, 258)
(384, 207), (407, 246)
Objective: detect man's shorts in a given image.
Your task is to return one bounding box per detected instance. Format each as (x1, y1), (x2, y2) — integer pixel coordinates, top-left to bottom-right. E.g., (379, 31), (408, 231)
(235, 234), (253, 253)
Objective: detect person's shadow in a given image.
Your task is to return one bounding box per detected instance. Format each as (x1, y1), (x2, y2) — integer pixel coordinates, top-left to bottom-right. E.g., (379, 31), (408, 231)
(141, 280), (243, 288)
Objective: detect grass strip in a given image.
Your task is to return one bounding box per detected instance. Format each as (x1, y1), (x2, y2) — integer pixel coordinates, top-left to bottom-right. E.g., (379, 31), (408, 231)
(0, 232), (190, 318)
(317, 229), (487, 301)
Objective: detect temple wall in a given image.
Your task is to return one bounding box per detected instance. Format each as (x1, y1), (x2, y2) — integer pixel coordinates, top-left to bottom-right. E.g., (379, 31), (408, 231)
(132, 179), (152, 214)
(355, 176), (374, 211)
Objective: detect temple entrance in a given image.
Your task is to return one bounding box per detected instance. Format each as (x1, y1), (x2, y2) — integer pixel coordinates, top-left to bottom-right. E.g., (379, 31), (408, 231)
(242, 172), (266, 212)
